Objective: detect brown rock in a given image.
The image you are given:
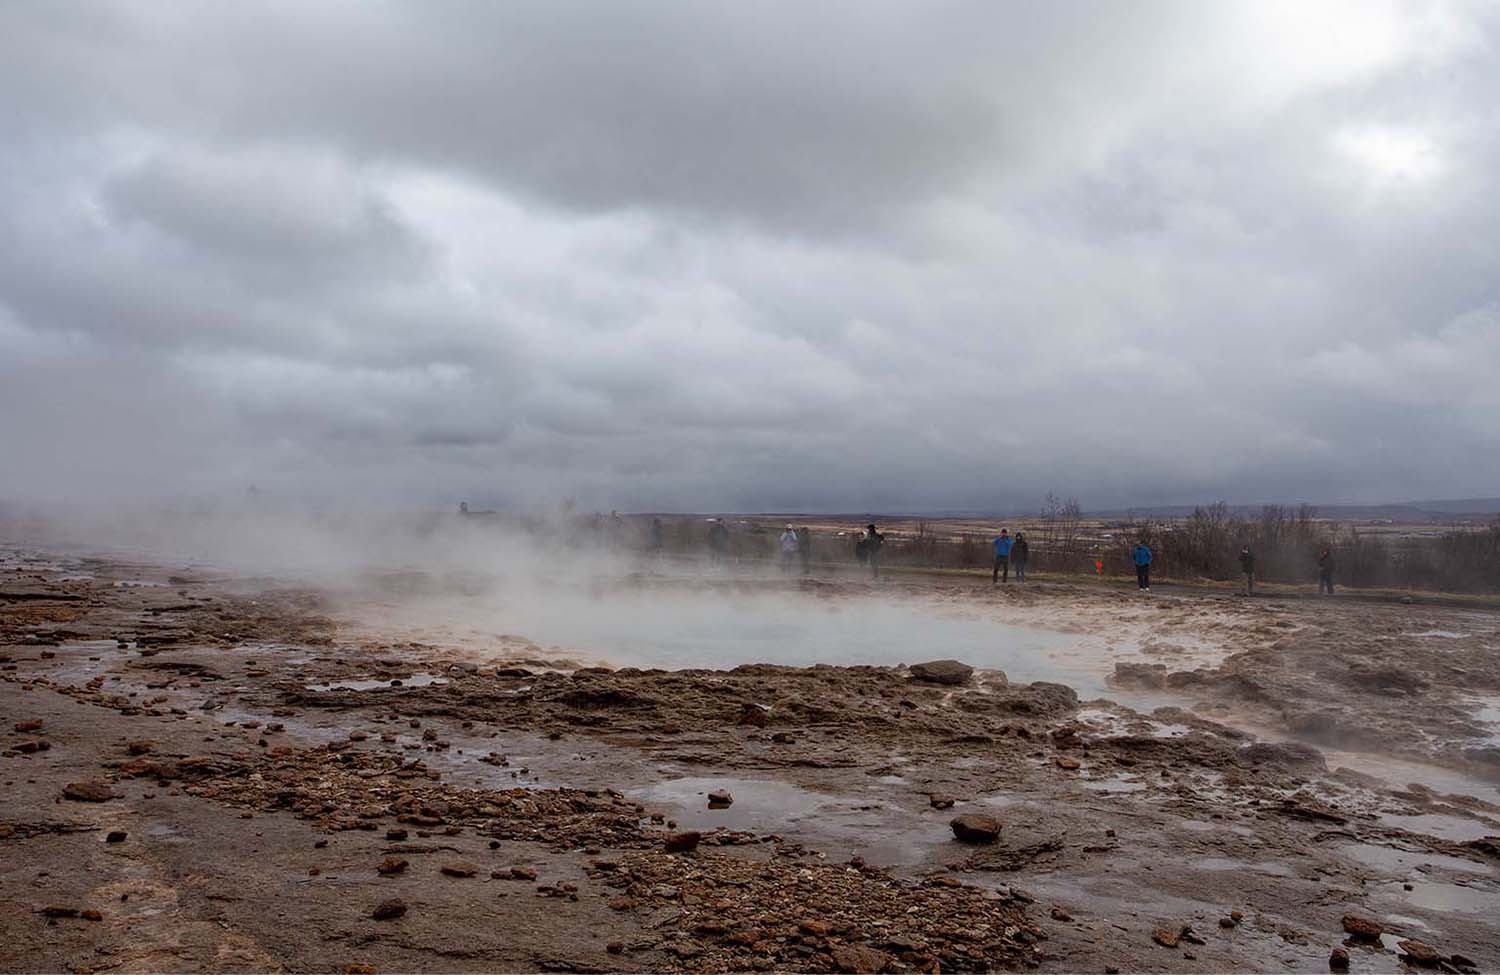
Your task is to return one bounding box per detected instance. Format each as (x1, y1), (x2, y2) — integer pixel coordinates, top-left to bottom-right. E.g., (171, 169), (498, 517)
(1055, 756), (1082, 770)
(14, 719), (43, 732)
(1340, 914), (1382, 942)
(909, 660), (974, 686)
(384, 828), (408, 841)
(106, 831), (127, 843)
(1050, 906), (1073, 922)
(39, 905), (79, 918)
(928, 794), (955, 809)
(608, 896), (639, 911)
(1152, 927), (1180, 948)
(80, 909), (103, 921)
(370, 898), (407, 921)
(799, 919), (831, 937)
(1329, 946), (1350, 971)
(509, 866), (537, 880)
(62, 781), (114, 802)
(664, 830), (701, 853)
(377, 857), (408, 876)
(1397, 939), (1441, 966)
(125, 740), (154, 755)
(342, 965), (377, 975)
(440, 861), (477, 878)
(950, 814), (1002, 843)
(707, 790), (734, 807)
(831, 944), (893, 974)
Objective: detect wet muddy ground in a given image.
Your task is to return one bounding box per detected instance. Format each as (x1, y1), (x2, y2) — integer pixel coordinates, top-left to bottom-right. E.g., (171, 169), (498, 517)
(2, 545), (1498, 973)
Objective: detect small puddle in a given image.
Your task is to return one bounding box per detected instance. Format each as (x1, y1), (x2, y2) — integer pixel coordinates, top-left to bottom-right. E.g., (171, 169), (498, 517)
(305, 674), (448, 692)
(1378, 811), (1499, 843)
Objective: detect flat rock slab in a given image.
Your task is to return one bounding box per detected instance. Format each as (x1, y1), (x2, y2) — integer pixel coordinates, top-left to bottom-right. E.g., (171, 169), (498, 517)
(909, 660), (974, 686)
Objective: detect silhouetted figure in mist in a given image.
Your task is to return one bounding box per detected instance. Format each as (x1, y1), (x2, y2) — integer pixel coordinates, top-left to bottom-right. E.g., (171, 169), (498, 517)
(648, 517), (664, 558)
(796, 527), (811, 574)
(459, 501), (469, 515)
(1239, 546), (1256, 594)
(1317, 547), (1336, 595)
(708, 519), (729, 564)
(1011, 532), (1030, 582)
(863, 524), (885, 579)
(992, 529), (1013, 584)
(779, 525), (799, 572)
(1132, 541), (1152, 591)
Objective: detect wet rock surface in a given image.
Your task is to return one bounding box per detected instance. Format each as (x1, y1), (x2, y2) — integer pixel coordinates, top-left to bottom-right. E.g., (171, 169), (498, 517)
(2, 546), (1499, 973)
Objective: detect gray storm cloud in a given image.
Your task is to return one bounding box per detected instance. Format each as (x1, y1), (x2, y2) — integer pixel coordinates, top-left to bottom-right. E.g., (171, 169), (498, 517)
(2, 1), (1498, 512)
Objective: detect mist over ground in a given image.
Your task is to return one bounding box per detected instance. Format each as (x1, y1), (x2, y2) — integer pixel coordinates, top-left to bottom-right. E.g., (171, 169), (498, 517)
(3, 2), (1499, 511)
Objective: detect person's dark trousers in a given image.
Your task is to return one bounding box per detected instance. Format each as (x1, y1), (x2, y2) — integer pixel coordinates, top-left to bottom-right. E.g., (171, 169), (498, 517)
(1014, 561), (1026, 582)
(1245, 572), (1254, 594)
(1136, 565), (1150, 589)
(1319, 573), (1334, 595)
(992, 556), (1009, 583)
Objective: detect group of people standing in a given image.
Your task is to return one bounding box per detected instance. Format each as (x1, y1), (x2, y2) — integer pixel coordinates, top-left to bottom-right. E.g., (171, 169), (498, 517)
(990, 529), (1031, 583)
(1236, 545), (1337, 595)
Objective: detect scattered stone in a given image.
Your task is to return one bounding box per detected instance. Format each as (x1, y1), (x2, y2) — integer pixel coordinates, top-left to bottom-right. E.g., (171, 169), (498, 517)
(105, 830), (127, 843)
(909, 660), (974, 686)
(510, 866), (537, 881)
(126, 740), (154, 755)
(39, 906), (79, 918)
(799, 919), (830, 936)
(62, 781), (114, 803)
(80, 909), (103, 921)
(370, 899), (407, 921)
(608, 896), (639, 911)
(606, 941), (624, 955)
(950, 814), (1002, 843)
(928, 794), (955, 809)
(1340, 914), (1382, 942)
(1329, 946), (1350, 971)
(1049, 906), (1073, 922)
(707, 790), (734, 808)
(385, 829), (408, 841)
(1054, 756), (1081, 770)
(738, 703), (770, 727)
(14, 719), (43, 732)
(342, 965), (377, 975)
(377, 857), (408, 876)
(1152, 928), (1180, 948)
(1397, 939), (1441, 966)
(14, 740), (49, 754)
(440, 861), (477, 878)
(664, 831), (701, 853)
(830, 944), (892, 974)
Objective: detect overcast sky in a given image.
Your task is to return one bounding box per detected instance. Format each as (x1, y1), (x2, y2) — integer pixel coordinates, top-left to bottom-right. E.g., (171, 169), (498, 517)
(2, 1), (1498, 513)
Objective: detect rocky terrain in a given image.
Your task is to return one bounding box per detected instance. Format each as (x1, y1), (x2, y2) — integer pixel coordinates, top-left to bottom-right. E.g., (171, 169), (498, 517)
(2, 546), (1498, 973)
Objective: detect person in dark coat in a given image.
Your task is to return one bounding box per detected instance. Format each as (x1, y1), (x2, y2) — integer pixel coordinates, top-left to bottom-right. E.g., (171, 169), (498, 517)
(1011, 532), (1030, 582)
(863, 524), (885, 579)
(1317, 547), (1335, 595)
(1239, 546), (1256, 594)
(1132, 541), (1153, 590)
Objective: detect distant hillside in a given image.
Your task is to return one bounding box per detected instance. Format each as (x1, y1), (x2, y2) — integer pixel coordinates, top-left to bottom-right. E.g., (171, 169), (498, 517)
(1089, 498), (1500, 522)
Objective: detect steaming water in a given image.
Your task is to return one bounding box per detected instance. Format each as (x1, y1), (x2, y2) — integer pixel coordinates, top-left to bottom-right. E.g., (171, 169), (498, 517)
(459, 586), (1132, 698)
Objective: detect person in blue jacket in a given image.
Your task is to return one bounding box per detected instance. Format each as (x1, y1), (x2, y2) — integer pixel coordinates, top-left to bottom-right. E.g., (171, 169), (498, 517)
(1132, 541), (1153, 590)
(992, 529), (1014, 584)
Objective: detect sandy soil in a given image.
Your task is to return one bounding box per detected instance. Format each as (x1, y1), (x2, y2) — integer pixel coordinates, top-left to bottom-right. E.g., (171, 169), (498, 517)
(2, 546), (1498, 974)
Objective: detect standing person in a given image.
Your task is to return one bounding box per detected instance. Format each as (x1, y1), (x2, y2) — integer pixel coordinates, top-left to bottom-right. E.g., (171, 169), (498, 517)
(648, 517), (665, 555)
(796, 526), (812, 574)
(1317, 547), (1336, 595)
(864, 523), (885, 579)
(1132, 540), (1153, 590)
(992, 529), (1014, 584)
(1239, 546), (1256, 594)
(708, 518), (729, 564)
(1011, 532), (1030, 582)
(779, 525), (799, 573)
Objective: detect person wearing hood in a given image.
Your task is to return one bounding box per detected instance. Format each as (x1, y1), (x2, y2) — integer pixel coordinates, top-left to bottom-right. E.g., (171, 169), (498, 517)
(779, 525), (799, 573)
(1239, 546), (1256, 594)
(1011, 532), (1030, 582)
(708, 518), (729, 564)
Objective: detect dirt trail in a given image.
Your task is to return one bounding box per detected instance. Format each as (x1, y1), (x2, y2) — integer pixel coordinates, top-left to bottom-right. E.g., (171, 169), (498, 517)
(3, 546), (1498, 973)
